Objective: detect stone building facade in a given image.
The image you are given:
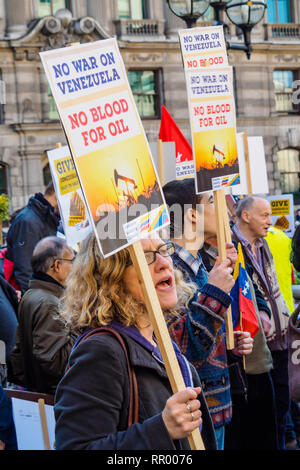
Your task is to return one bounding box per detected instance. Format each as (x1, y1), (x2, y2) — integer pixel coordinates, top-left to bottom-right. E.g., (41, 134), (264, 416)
(0, 0), (299, 211)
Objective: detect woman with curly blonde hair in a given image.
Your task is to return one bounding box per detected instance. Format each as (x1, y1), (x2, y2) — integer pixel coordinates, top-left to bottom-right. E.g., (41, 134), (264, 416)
(54, 232), (217, 450)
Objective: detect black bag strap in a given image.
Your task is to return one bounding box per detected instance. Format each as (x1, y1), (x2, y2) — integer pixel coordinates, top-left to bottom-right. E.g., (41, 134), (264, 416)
(66, 327), (139, 428)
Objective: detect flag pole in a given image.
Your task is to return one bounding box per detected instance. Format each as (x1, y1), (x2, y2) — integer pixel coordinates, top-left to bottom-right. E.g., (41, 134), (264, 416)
(239, 306), (246, 370)
(157, 139), (165, 185)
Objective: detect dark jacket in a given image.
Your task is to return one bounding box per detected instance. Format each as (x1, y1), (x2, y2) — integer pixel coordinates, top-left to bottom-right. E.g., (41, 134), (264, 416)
(0, 385), (17, 450)
(0, 274), (18, 361)
(231, 225), (290, 351)
(8, 278), (75, 394)
(6, 193), (59, 293)
(54, 331), (217, 451)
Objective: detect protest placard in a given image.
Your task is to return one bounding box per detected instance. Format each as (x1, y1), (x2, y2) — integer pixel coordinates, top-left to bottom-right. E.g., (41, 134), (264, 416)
(40, 39), (169, 257)
(178, 25), (228, 70)
(47, 144), (92, 247)
(185, 65), (239, 193)
(179, 26), (239, 194)
(232, 134), (269, 196)
(11, 397), (55, 450)
(267, 193), (295, 237)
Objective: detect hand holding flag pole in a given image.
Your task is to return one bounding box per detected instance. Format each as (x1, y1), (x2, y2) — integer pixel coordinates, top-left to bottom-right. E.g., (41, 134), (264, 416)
(230, 243), (260, 369)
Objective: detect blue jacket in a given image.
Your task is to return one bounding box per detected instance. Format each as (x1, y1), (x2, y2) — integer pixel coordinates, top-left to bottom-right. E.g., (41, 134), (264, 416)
(6, 193), (59, 293)
(0, 385), (17, 450)
(167, 247), (233, 429)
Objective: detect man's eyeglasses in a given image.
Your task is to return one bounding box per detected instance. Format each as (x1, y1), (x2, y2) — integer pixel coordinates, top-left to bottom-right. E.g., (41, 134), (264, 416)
(125, 242), (175, 267)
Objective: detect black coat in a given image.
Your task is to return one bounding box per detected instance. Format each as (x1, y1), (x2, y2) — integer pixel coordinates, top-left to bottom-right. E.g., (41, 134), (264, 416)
(8, 278), (75, 394)
(6, 193), (59, 293)
(54, 331), (217, 450)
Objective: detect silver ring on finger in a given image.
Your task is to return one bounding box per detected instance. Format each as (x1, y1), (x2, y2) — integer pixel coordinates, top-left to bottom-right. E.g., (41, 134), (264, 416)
(191, 412), (195, 422)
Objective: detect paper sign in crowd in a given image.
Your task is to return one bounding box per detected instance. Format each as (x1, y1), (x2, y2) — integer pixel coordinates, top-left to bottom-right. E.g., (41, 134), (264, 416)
(47, 145), (92, 247)
(267, 194), (294, 237)
(11, 398), (55, 451)
(40, 38), (169, 257)
(178, 26), (240, 194)
(232, 134), (269, 196)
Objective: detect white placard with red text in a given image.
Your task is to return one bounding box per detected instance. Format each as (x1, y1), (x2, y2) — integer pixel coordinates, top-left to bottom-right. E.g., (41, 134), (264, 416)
(40, 39), (169, 257)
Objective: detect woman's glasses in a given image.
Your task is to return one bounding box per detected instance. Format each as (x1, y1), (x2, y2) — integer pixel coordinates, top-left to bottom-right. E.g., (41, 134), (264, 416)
(125, 242), (175, 267)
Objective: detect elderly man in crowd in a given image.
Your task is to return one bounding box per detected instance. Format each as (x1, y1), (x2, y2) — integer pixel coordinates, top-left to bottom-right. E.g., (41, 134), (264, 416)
(231, 196), (290, 450)
(8, 236), (76, 395)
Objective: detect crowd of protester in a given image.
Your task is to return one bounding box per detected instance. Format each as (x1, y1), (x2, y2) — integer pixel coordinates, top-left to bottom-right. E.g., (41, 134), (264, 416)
(0, 178), (300, 451)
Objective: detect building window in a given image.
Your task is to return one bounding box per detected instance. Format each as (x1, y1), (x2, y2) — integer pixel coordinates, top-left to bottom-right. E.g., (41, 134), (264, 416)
(0, 70), (5, 124)
(273, 70), (298, 113)
(47, 83), (59, 120)
(267, 0), (291, 23)
(278, 148), (300, 193)
(118, 0), (147, 19)
(37, 0), (69, 17)
(0, 163), (7, 194)
(43, 162), (52, 186)
(128, 70), (160, 118)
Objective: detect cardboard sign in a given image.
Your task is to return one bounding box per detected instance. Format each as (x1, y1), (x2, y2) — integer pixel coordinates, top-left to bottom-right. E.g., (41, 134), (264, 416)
(11, 398), (55, 450)
(179, 26), (239, 194)
(40, 39), (169, 257)
(267, 194), (294, 236)
(178, 26), (228, 70)
(183, 65), (239, 193)
(232, 135), (269, 196)
(47, 145), (92, 247)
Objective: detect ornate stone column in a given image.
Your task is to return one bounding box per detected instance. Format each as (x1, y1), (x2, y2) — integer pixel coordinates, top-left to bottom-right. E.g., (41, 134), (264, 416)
(70, 0), (87, 18)
(0, 0), (6, 37)
(5, 0), (33, 38)
(86, 0), (115, 35)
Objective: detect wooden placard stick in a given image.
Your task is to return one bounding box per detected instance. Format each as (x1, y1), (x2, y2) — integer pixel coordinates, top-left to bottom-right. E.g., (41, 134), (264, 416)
(157, 139), (165, 185)
(242, 132), (253, 196)
(66, 42), (80, 47)
(38, 398), (51, 450)
(213, 189), (235, 350)
(128, 240), (205, 450)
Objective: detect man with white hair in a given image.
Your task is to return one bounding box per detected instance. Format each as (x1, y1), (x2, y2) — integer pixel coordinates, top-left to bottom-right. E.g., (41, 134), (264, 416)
(232, 196), (290, 450)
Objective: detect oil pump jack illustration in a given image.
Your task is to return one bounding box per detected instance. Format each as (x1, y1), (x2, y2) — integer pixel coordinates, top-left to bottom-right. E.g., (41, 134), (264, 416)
(213, 144), (225, 167)
(114, 169), (138, 207)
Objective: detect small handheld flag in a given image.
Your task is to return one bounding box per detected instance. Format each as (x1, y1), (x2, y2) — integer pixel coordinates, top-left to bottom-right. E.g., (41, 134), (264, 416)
(230, 243), (259, 338)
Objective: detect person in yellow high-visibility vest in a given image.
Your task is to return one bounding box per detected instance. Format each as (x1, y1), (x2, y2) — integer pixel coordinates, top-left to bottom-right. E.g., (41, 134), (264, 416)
(266, 225), (294, 315)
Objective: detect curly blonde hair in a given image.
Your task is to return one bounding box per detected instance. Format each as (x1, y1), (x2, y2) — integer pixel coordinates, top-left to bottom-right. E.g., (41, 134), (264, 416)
(59, 233), (196, 333)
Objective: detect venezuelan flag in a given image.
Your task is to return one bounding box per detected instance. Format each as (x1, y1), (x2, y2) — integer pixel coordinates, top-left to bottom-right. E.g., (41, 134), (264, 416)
(230, 243), (259, 338)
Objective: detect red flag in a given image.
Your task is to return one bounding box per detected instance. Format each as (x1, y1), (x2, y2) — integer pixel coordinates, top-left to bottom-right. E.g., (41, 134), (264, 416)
(159, 105), (193, 165)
